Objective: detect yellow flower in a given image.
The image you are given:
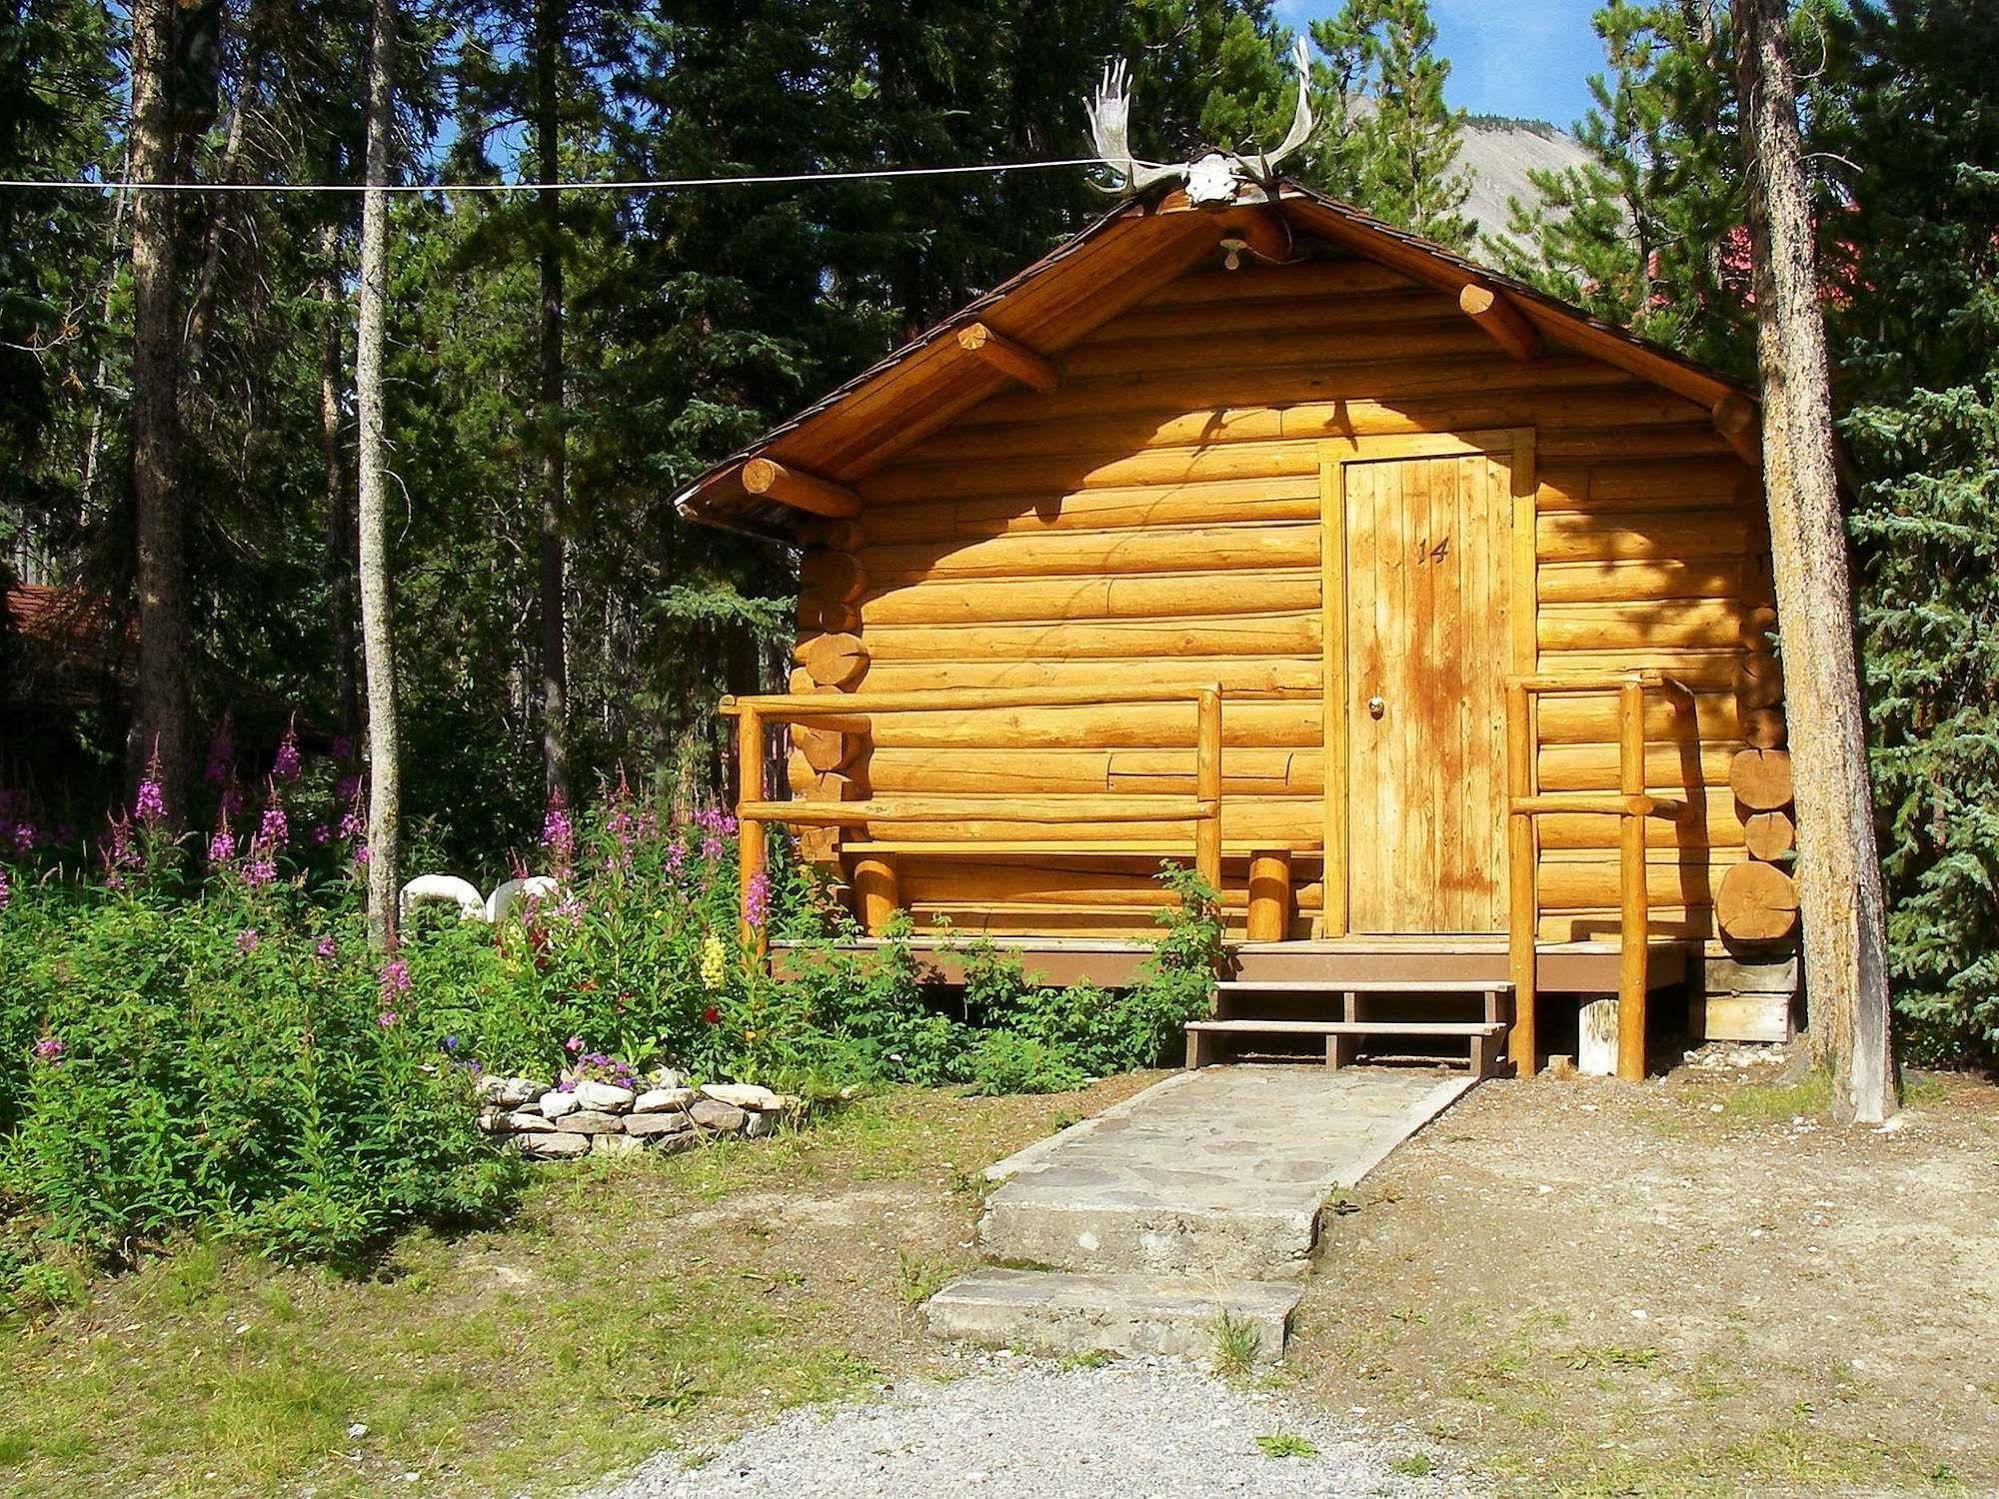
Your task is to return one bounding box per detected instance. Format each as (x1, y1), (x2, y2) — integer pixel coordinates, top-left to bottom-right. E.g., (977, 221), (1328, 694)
(744, 1029), (758, 1044)
(699, 931), (728, 991)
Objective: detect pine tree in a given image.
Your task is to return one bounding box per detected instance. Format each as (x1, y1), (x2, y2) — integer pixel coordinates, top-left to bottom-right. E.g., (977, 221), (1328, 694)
(1304, 0), (1474, 249)
(1487, 1), (1749, 372)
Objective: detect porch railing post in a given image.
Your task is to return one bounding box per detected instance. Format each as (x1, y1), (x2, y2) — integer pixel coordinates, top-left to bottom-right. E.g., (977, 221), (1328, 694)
(1506, 679), (1538, 1075)
(1616, 680), (1650, 1080)
(736, 702), (767, 962)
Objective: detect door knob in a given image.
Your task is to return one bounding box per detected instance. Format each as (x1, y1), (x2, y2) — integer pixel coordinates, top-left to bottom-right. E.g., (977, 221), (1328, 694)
(1368, 696), (1386, 719)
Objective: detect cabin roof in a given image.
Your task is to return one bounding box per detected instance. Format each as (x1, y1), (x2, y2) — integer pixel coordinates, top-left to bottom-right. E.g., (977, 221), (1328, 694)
(673, 180), (1756, 541)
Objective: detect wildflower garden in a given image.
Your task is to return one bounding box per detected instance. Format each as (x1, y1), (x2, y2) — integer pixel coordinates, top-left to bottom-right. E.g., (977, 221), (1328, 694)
(0, 727), (1221, 1308)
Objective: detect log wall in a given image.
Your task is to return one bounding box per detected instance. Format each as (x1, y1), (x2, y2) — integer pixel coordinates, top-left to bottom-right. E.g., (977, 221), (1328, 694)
(785, 250), (1783, 942)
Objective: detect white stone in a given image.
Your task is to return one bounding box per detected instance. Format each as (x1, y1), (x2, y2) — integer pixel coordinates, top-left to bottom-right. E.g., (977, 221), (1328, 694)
(501, 1110), (554, 1134)
(514, 1132), (589, 1160)
(398, 874), (487, 925)
(537, 1089), (581, 1118)
(625, 1112), (694, 1138)
(700, 1082), (782, 1112)
(743, 1111), (778, 1139)
(646, 1066), (689, 1090)
(633, 1087), (698, 1114)
(591, 1133), (646, 1157)
(573, 1080), (635, 1113)
(475, 1074), (546, 1108)
(485, 875), (559, 925)
(554, 1109), (623, 1135)
(689, 1099), (748, 1133)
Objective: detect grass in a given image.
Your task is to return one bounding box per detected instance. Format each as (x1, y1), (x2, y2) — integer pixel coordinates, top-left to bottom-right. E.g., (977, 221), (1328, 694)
(1255, 1432), (1318, 1458)
(1210, 1309), (1263, 1377)
(1719, 1069), (1833, 1121)
(0, 1082), (1145, 1498)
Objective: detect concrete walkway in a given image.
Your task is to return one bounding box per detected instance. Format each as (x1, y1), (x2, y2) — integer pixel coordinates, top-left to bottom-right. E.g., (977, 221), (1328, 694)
(929, 1066), (1474, 1361)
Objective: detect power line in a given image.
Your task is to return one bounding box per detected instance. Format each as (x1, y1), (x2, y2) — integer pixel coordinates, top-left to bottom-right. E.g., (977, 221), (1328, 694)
(0, 156), (1125, 194)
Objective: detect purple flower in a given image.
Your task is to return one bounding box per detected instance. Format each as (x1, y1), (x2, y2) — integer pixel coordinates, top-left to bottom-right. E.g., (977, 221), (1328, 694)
(378, 959), (412, 1003)
(32, 1035), (63, 1064)
(311, 823), (331, 846)
(746, 869), (771, 929)
(258, 794), (288, 849)
(235, 928), (260, 954)
(9, 821), (36, 853)
(352, 844), (370, 868)
(313, 935), (337, 961)
(133, 777), (166, 826)
(542, 792), (575, 878)
(565, 1035), (583, 1054)
(378, 1010), (399, 1029)
(339, 805), (365, 840)
(219, 786), (244, 817)
(442, 1034), (460, 1052)
(336, 774), (361, 804)
(240, 852), (277, 889)
(209, 823), (237, 864)
(272, 721), (301, 783)
(0, 864), (10, 913)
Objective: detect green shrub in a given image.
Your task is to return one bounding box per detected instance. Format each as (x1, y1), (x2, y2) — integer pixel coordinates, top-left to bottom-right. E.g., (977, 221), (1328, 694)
(964, 1032), (1085, 1096)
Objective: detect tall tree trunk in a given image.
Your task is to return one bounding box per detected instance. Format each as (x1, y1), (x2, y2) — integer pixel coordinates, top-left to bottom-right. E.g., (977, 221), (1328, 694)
(1731, 0), (1896, 1124)
(318, 222), (360, 741)
(534, 0), (569, 806)
(183, 0), (274, 376)
(126, 0), (191, 814)
(356, 0), (401, 946)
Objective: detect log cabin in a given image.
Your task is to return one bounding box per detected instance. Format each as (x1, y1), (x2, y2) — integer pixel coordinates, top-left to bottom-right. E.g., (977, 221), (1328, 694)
(674, 178), (1802, 1081)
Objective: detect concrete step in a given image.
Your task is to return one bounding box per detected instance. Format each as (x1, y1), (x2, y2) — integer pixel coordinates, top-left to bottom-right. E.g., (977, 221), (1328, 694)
(926, 1268), (1300, 1363)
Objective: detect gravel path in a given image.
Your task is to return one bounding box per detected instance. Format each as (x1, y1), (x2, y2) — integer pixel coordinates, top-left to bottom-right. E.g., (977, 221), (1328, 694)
(599, 1355), (1475, 1498)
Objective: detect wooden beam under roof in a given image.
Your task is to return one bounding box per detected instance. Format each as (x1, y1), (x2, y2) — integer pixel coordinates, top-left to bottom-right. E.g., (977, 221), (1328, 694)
(1458, 281), (1540, 361)
(739, 457), (861, 518)
(1710, 393), (1763, 468)
(956, 322), (1060, 392)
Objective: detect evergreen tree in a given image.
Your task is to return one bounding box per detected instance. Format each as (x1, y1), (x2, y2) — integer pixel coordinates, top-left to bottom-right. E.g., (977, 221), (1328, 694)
(1303, 0), (1474, 249)
(1827, 0), (1999, 1062)
(1486, 1), (1750, 373)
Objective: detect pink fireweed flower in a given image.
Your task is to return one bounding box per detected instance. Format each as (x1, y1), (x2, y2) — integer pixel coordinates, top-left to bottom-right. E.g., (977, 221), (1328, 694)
(565, 1035), (583, 1054)
(745, 869), (771, 929)
(239, 850), (277, 889)
(0, 863), (10, 913)
(258, 788), (288, 848)
(271, 720), (301, 782)
(378, 1010), (399, 1028)
(132, 777), (166, 826)
(32, 1035), (63, 1064)
(9, 821), (36, 853)
(541, 791), (575, 878)
(378, 959), (412, 1004)
(219, 785), (244, 817)
(313, 935), (337, 961)
(352, 844), (370, 867)
(236, 928), (260, 954)
(311, 822), (330, 845)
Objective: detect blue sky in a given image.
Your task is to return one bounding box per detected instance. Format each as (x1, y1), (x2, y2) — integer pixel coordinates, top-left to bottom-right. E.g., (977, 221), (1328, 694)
(1275, 0), (1608, 133)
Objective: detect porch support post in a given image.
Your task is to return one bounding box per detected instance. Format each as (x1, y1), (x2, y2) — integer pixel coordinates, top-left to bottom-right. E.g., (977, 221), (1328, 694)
(1245, 850), (1293, 941)
(736, 703), (767, 962)
(1616, 680), (1650, 1079)
(1506, 680), (1538, 1074)
(1195, 687), (1223, 895)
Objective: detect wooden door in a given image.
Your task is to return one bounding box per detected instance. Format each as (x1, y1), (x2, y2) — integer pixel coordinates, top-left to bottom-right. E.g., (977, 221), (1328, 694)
(1341, 450), (1516, 933)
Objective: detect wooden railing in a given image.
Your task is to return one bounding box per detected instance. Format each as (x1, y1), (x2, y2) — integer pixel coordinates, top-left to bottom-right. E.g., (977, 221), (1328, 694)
(1506, 669), (1693, 1081)
(721, 684), (1224, 955)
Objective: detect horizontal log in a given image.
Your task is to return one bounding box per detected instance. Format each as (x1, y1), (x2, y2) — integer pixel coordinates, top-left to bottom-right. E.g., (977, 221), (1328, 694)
(1538, 742), (1737, 790)
(740, 458), (861, 518)
(1537, 690), (1736, 744)
(1538, 509), (1764, 563)
(957, 322), (1060, 392)
(860, 441), (1321, 504)
(864, 795), (1318, 844)
(855, 702), (1324, 750)
(794, 631), (869, 687)
(1060, 323), (1494, 380)
(863, 612), (1322, 661)
(733, 683), (1225, 715)
(1537, 599), (1747, 651)
(1535, 459), (1762, 513)
(800, 550), (865, 604)
(854, 655), (1323, 697)
(1138, 258), (1419, 304)
(1537, 559), (1746, 605)
(1743, 808), (1796, 860)
(1717, 860), (1799, 941)
(1736, 651), (1784, 710)
(1730, 747), (1794, 810)
(1459, 280), (1540, 360)
(1538, 425), (1738, 461)
(785, 753), (853, 801)
(741, 794), (1217, 826)
(860, 569), (1321, 626)
(1536, 790), (1746, 850)
(1535, 851), (1745, 910)
(1103, 288), (1459, 342)
(862, 476), (1320, 545)
(958, 354), (1633, 430)
(1538, 908), (1715, 942)
(864, 522), (1320, 581)
(1535, 648), (1745, 692)
(791, 724), (858, 773)
(907, 387), (1698, 466)
(1741, 705), (1786, 749)
(900, 864), (1326, 912)
(859, 746), (1320, 796)
(1510, 793), (1680, 818)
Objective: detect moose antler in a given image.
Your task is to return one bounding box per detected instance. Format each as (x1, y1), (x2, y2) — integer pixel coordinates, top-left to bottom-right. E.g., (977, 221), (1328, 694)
(1242, 37), (1316, 182)
(1085, 58), (1190, 197)
(1087, 38), (1317, 199)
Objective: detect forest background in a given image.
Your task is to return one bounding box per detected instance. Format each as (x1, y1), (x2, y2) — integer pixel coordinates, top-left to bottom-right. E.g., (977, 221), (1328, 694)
(1, 0), (1993, 1060)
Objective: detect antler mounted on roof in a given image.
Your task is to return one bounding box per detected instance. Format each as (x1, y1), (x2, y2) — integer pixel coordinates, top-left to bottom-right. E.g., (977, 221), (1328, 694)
(1087, 36), (1315, 203)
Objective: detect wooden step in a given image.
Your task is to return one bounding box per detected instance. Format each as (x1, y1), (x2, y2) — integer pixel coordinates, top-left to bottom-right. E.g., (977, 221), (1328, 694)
(1214, 979), (1510, 993)
(1185, 1017), (1509, 1077)
(1188, 1019), (1504, 1037)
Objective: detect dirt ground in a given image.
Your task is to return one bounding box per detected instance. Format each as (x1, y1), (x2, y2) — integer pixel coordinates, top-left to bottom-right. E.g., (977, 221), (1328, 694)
(1289, 1057), (1999, 1496)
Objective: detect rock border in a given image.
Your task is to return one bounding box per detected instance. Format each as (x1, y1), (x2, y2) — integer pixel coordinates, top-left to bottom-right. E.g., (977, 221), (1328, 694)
(474, 1073), (795, 1160)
